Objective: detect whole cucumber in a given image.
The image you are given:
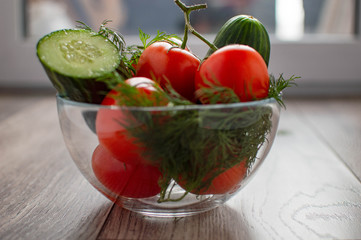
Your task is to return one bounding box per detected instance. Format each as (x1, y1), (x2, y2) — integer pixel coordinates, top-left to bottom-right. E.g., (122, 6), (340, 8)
(206, 15), (270, 67)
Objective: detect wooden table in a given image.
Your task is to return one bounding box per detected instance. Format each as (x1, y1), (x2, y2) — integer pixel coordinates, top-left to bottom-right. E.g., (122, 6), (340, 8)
(1, 93), (361, 240)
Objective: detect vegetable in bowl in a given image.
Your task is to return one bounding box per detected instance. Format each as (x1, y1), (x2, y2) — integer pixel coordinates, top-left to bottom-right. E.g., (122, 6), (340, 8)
(36, 27), (122, 103)
(36, 0), (298, 217)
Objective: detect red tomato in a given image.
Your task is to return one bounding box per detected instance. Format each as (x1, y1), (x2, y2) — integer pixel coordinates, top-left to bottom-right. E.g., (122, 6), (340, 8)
(96, 107), (145, 165)
(91, 145), (162, 198)
(178, 161), (247, 195)
(136, 41), (200, 102)
(105, 77), (167, 106)
(96, 77), (167, 165)
(195, 44), (269, 103)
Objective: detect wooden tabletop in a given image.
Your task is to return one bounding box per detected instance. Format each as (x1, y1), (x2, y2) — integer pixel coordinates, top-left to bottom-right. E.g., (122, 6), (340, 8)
(1, 93), (361, 240)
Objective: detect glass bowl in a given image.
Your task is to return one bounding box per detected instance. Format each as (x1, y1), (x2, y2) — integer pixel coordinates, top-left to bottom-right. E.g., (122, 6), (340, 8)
(56, 95), (281, 217)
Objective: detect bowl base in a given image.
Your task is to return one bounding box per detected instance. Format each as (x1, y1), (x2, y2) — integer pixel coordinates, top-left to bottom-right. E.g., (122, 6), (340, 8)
(116, 191), (229, 217)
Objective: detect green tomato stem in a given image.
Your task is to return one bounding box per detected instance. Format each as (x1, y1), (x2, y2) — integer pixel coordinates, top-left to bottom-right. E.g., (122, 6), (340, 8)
(182, 12), (189, 50)
(174, 0), (218, 51)
(186, 23), (218, 52)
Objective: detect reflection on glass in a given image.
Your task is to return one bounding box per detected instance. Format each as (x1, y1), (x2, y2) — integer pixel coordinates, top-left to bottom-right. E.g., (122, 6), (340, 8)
(26, 0), (356, 40)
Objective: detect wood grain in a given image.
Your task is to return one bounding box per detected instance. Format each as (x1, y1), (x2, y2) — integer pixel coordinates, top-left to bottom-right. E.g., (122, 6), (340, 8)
(97, 205), (252, 240)
(227, 100), (361, 240)
(291, 98), (361, 181)
(1, 95), (361, 240)
(0, 97), (112, 240)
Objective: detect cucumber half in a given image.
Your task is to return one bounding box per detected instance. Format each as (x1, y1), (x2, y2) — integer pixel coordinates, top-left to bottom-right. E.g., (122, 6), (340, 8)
(37, 29), (121, 103)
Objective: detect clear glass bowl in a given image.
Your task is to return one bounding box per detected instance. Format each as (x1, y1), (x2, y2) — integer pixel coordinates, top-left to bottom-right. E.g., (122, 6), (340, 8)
(56, 95), (281, 217)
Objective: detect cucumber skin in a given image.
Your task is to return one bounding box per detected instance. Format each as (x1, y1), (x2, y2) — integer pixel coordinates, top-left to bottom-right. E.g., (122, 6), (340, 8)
(36, 29), (120, 104)
(206, 15), (270, 66)
(41, 64), (111, 103)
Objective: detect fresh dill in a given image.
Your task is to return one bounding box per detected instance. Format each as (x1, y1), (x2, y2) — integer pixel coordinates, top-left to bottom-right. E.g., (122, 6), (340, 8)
(112, 78), (277, 202)
(268, 74), (299, 108)
(119, 94), (273, 202)
(122, 29), (182, 75)
(76, 20), (126, 52)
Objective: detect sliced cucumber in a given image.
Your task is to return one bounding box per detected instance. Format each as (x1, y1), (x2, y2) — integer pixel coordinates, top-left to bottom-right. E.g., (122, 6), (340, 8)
(37, 29), (121, 103)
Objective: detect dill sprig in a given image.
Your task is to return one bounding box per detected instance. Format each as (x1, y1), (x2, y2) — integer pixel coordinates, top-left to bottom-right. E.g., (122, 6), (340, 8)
(98, 20), (126, 52)
(122, 29), (182, 75)
(76, 20), (132, 80)
(109, 80), (172, 107)
(195, 74), (299, 106)
(76, 20), (126, 52)
(111, 81), (275, 202)
(75, 20), (92, 31)
(121, 99), (273, 202)
(138, 29), (182, 49)
(195, 79), (240, 104)
(268, 74), (299, 108)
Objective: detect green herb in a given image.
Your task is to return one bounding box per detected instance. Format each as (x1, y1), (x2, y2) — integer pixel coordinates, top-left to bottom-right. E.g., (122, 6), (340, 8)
(122, 29), (182, 75)
(195, 74), (299, 106)
(98, 20), (126, 52)
(76, 20), (132, 81)
(195, 79), (240, 104)
(268, 74), (299, 108)
(138, 29), (182, 49)
(120, 99), (273, 202)
(110, 72), (296, 202)
(76, 20), (126, 52)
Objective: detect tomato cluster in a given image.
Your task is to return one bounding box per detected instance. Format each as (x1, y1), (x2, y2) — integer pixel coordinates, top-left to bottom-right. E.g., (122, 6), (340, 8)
(94, 77), (167, 198)
(92, 39), (269, 199)
(135, 41), (269, 103)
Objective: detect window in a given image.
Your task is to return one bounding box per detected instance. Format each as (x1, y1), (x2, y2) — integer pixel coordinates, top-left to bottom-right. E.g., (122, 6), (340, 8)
(1, 0), (361, 96)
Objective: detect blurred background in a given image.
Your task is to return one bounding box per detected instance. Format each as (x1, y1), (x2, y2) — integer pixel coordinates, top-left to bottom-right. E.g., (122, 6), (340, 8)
(1, 0), (360, 97)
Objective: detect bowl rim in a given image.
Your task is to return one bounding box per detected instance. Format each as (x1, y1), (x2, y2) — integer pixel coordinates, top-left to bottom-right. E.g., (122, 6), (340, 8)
(56, 94), (279, 111)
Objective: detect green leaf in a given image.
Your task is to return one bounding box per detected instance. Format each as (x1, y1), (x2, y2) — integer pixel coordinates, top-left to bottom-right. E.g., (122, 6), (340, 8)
(139, 28), (151, 48)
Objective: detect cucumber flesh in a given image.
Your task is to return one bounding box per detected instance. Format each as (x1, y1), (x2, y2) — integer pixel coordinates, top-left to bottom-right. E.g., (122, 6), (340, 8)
(37, 29), (120, 78)
(37, 29), (121, 103)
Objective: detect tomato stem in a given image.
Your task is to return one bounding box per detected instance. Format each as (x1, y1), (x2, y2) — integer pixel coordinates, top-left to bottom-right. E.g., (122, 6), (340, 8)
(174, 0), (218, 52)
(182, 12), (190, 50)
